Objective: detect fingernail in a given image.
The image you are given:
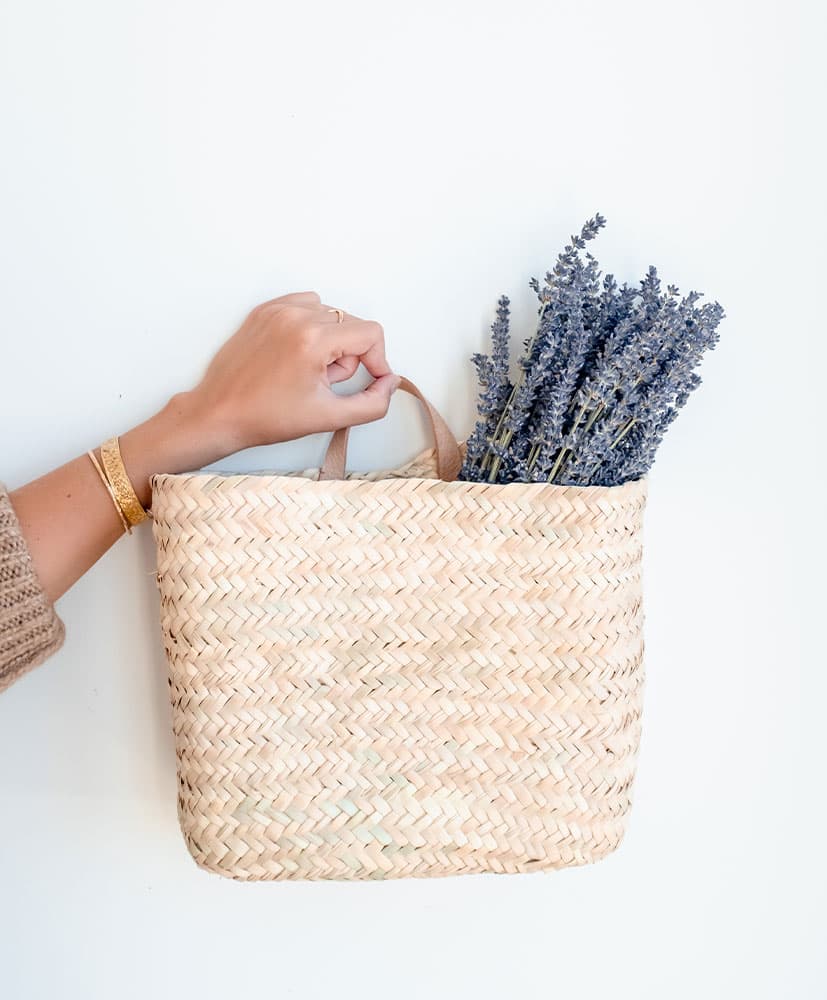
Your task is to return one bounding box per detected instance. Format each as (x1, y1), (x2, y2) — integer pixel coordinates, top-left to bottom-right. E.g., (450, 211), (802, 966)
(391, 374), (402, 392)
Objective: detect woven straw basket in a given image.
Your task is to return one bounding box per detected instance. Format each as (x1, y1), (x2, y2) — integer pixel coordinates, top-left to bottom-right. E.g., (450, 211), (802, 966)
(151, 377), (647, 881)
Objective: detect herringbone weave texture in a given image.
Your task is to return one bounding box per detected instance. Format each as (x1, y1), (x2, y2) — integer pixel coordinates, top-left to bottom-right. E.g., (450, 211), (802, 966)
(151, 446), (647, 881)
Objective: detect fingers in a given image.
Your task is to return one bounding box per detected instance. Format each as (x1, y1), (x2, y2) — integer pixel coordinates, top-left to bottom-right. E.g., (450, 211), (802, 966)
(248, 292), (392, 381)
(325, 319), (390, 379)
(330, 374), (402, 427)
(327, 354), (360, 384)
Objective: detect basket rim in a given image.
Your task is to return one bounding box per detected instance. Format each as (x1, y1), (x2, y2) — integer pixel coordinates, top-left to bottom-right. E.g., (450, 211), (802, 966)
(150, 467), (648, 500)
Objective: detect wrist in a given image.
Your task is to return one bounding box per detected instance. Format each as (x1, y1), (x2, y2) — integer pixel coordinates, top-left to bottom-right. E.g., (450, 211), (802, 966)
(116, 391), (233, 511)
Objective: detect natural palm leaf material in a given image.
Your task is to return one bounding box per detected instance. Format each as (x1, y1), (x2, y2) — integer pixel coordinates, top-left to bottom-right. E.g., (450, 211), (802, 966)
(151, 378), (646, 880)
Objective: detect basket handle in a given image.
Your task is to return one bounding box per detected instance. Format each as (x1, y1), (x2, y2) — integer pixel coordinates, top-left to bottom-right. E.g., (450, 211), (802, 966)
(318, 376), (463, 482)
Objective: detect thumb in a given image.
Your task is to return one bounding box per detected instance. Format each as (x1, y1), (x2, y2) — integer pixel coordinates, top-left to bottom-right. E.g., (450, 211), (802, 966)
(333, 373), (402, 427)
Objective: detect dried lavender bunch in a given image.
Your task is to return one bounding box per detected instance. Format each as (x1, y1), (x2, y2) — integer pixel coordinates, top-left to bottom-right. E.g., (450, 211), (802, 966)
(458, 215), (725, 486)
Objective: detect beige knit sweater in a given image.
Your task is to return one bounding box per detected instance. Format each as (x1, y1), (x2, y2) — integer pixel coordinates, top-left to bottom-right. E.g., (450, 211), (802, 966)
(0, 481), (66, 693)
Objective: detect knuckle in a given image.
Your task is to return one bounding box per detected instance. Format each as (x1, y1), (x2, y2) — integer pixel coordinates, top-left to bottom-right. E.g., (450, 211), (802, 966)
(250, 301), (278, 320)
(365, 319), (385, 342)
(271, 303), (304, 327)
(286, 290), (320, 305)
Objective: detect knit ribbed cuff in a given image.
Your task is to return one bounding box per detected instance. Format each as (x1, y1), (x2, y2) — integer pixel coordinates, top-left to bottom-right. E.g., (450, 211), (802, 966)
(0, 481), (66, 693)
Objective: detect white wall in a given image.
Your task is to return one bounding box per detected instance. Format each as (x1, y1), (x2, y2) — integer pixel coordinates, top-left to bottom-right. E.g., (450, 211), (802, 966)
(1, 1), (824, 997)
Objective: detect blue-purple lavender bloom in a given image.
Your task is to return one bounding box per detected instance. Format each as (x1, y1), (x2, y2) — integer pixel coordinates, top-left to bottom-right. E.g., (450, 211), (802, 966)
(458, 215), (725, 486)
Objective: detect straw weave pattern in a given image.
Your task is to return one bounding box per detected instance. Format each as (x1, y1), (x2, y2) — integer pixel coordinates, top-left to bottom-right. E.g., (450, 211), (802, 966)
(151, 446), (647, 881)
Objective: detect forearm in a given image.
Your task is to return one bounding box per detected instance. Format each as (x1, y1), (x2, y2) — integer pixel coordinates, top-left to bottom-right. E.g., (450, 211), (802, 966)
(8, 391), (229, 604)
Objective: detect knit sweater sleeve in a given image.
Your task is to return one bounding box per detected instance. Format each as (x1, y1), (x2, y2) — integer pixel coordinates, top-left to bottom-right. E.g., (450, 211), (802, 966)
(0, 481), (66, 693)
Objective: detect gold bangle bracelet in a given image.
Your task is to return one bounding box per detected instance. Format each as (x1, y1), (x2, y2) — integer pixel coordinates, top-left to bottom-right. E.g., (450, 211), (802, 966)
(99, 436), (150, 527)
(87, 449), (132, 535)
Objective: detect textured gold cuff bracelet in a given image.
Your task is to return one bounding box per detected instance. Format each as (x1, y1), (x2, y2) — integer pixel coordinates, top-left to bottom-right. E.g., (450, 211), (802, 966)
(99, 436), (150, 528)
(87, 448), (132, 535)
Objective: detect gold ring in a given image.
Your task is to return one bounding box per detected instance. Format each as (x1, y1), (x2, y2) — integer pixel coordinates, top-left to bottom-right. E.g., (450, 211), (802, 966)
(327, 308), (345, 323)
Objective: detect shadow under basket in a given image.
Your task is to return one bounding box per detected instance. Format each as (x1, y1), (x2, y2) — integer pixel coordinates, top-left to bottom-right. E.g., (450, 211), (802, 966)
(150, 377), (647, 881)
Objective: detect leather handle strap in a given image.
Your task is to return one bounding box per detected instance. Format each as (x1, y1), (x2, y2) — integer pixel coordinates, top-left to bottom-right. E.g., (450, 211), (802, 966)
(318, 376), (462, 482)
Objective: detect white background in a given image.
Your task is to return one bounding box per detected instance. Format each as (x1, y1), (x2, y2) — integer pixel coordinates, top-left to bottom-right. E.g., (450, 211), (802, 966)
(1, 1), (825, 997)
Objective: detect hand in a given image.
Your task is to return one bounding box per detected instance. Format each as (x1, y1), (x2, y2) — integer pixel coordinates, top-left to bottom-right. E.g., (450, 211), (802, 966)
(188, 291), (401, 453)
(9, 290), (402, 604)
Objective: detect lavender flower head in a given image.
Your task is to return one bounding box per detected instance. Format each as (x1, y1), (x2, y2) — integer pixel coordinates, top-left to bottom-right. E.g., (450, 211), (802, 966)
(459, 215), (725, 486)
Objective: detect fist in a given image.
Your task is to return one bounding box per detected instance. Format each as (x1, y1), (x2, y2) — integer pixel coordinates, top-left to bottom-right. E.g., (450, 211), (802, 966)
(189, 291), (401, 452)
